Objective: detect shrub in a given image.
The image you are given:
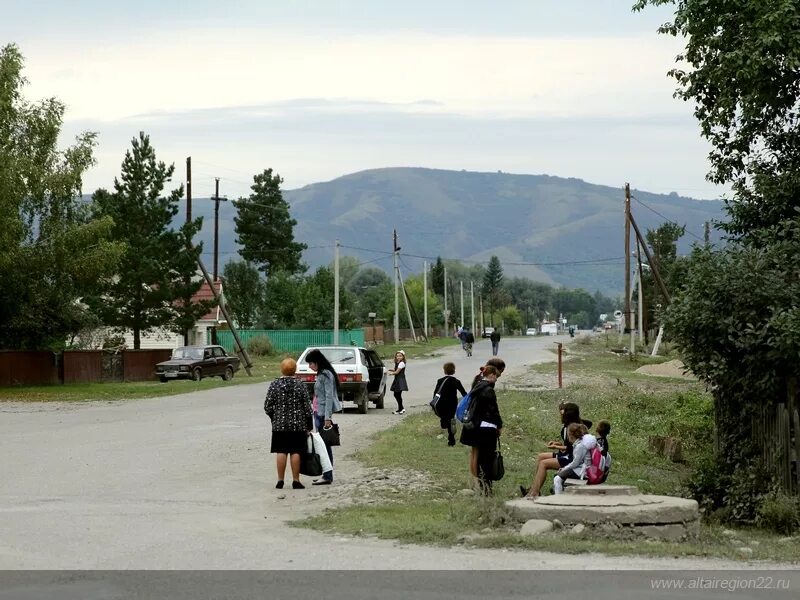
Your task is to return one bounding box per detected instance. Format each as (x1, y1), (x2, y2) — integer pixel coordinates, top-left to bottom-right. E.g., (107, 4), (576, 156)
(247, 336), (275, 356)
(757, 491), (800, 535)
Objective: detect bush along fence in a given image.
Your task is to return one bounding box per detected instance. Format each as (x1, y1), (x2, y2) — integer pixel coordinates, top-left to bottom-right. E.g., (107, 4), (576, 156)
(0, 349), (172, 386)
(211, 329), (366, 354)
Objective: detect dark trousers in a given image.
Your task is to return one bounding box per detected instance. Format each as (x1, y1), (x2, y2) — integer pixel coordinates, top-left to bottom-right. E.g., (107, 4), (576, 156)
(476, 428), (499, 494)
(491, 342), (499, 356)
(393, 390), (404, 410)
(439, 415), (456, 443)
(314, 413), (333, 481)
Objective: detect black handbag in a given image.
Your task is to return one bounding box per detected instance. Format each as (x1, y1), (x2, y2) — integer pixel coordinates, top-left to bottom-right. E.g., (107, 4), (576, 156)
(320, 423), (341, 447)
(300, 441), (323, 477)
(490, 439), (505, 481)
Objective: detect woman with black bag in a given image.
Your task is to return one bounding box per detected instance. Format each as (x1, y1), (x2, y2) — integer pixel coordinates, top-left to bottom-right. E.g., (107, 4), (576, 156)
(305, 349), (340, 486)
(264, 358), (313, 490)
(431, 362), (467, 446)
(459, 365), (503, 495)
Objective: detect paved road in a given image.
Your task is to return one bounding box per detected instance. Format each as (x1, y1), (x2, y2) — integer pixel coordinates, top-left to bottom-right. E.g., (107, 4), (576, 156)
(0, 336), (775, 570)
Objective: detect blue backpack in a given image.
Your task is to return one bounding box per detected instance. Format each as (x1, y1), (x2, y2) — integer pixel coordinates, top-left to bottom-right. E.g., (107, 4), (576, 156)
(455, 392), (475, 424)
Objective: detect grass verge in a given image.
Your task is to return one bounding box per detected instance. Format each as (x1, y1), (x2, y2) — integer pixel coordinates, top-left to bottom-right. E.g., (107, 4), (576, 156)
(295, 336), (800, 562)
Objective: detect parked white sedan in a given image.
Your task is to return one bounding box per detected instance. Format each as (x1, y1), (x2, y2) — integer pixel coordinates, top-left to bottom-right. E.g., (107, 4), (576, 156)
(295, 346), (387, 414)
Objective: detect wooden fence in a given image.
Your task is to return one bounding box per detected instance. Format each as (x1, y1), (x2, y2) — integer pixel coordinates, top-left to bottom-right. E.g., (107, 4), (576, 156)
(752, 378), (800, 495)
(0, 349), (172, 386)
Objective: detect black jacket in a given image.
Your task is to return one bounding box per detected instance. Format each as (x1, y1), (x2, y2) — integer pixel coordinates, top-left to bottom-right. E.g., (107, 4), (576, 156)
(490, 331), (501, 343)
(470, 381), (502, 428)
(433, 375), (467, 420)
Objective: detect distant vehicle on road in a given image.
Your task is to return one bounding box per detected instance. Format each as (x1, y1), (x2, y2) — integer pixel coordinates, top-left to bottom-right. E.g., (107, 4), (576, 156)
(295, 346), (387, 414)
(155, 345), (240, 382)
(482, 327), (495, 338)
(525, 328), (537, 336)
(540, 322), (558, 336)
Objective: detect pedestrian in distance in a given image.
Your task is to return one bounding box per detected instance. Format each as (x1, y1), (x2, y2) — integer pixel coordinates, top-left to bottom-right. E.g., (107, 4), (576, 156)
(305, 349), (340, 485)
(388, 350), (408, 415)
(490, 329), (501, 356)
(459, 365), (502, 495)
(263, 358), (313, 490)
(432, 362), (467, 446)
(464, 328), (475, 357)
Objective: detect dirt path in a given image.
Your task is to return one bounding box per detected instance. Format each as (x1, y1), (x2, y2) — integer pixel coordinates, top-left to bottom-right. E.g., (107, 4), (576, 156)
(0, 336), (773, 569)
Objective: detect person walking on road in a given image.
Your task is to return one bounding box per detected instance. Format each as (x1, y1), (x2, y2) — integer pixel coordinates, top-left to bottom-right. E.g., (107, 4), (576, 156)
(432, 362), (467, 446)
(464, 328), (475, 357)
(264, 358), (313, 490)
(388, 350), (408, 415)
(490, 329), (501, 356)
(305, 349), (340, 485)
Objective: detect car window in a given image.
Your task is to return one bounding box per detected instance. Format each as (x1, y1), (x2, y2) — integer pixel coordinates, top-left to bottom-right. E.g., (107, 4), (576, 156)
(365, 351), (383, 368)
(212, 347), (226, 358)
(172, 347), (203, 360)
(322, 349), (356, 364)
(359, 350), (368, 366)
(204, 349), (212, 359)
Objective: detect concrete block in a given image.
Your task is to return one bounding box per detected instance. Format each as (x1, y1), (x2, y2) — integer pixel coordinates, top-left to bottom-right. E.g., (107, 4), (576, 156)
(520, 519), (554, 537)
(635, 523), (692, 542)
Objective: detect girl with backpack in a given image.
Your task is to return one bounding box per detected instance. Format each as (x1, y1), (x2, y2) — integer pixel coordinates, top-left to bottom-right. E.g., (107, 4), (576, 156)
(552, 423), (597, 493)
(459, 365), (502, 495)
(432, 362), (467, 446)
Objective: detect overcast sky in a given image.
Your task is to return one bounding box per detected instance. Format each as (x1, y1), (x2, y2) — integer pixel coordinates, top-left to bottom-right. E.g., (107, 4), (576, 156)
(4, 1), (725, 200)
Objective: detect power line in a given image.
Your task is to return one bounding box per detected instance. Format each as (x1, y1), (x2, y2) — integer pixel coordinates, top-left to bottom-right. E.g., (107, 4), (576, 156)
(631, 194), (706, 243)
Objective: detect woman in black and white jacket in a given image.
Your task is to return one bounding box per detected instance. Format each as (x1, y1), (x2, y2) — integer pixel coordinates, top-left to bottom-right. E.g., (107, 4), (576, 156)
(459, 365), (502, 495)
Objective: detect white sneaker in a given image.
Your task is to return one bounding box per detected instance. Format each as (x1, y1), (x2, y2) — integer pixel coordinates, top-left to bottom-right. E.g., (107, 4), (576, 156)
(392, 409), (406, 415)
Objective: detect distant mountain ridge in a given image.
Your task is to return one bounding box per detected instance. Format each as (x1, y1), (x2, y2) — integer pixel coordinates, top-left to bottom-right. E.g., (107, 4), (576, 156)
(179, 167), (725, 295)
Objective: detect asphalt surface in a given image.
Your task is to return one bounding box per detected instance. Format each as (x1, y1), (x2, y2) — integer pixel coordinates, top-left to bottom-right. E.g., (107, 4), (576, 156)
(0, 336), (786, 572)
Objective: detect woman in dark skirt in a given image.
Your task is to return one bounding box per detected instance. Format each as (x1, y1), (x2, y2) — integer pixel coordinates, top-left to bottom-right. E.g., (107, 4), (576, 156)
(460, 365), (502, 495)
(388, 350), (408, 415)
(264, 358), (313, 490)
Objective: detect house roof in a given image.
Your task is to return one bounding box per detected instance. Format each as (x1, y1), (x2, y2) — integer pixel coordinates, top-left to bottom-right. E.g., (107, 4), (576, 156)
(192, 279), (223, 323)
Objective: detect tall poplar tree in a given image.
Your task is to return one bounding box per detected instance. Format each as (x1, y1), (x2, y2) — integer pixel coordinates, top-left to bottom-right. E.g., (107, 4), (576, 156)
(234, 169), (306, 277)
(482, 256), (504, 326)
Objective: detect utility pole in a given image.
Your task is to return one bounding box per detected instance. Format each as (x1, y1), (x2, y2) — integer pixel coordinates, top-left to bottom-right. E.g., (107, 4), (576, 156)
(460, 281), (464, 329)
(334, 239), (340, 345)
(184, 157), (193, 346)
(212, 177), (228, 282)
(479, 294), (484, 333)
(398, 266), (417, 342)
(470, 281), (475, 333)
(393, 230), (400, 344)
(636, 240), (644, 345)
(624, 183), (633, 355)
(423, 260), (428, 338)
(443, 266), (449, 336)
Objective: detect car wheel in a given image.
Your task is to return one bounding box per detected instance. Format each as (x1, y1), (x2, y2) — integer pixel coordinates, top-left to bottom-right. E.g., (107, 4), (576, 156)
(158, 376), (168, 383)
(222, 366), (234, 381)
(192, 367), (202, 382)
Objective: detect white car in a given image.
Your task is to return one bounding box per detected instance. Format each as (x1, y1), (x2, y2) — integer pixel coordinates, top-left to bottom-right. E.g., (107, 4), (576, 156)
(525, 328), (537, 336)
(295, 346), (387, 414)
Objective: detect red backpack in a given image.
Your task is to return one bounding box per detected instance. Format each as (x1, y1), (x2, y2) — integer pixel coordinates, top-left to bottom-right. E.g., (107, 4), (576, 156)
(585, 446), (607, 485)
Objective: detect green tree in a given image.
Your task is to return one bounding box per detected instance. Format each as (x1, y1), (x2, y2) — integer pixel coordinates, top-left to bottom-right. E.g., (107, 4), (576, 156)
(482, 256), (504, 325)
(348, 267), (393, 322)
(223, 260), (265, 329)
(234, 169), (306, 276)
(292, 266), (356, 329)
(498, 305), (523, 334)
(0, 43), (123, 350)
(90, 132), (207, 349)
(261, 270), (300, 328)
(430, 257), (445, 295)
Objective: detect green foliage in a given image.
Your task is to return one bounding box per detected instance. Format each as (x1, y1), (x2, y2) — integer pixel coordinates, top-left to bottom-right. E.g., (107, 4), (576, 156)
(757, 490), (800, 535)
(497, 305), (522, 333)
(234, 168), (306, 276)
(247, 336), (275, 357)
(290, 266), (356, 330)
(89, 132), (208, 348)
(223, 260), (265, 329)
(0, 43), (123, 350)
(429, 257), (445, 296)
(482, 256), (504, 324)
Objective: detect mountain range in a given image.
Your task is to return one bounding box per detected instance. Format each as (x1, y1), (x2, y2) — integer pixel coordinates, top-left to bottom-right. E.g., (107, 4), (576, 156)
(181, 167), (726, 296)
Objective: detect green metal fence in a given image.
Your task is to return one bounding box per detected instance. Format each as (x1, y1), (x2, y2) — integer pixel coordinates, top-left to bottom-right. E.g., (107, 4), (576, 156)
(211, 329), (365, 354)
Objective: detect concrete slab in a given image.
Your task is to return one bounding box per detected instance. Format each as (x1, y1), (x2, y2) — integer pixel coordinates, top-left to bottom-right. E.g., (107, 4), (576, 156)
(505, 494), (699, 526)
(565, 484), (638, 496)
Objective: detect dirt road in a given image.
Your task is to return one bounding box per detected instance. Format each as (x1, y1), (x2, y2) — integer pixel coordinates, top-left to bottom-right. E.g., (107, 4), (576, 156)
(0, 336), (766, 569)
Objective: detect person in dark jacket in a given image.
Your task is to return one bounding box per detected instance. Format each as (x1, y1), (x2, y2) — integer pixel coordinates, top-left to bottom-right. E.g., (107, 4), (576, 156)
(489, 329), (501, 356)
(460, 365), (502, 495)
(264, 358), (313, 490)
(432, 362), (467, 446)
(471, 357), (506, 390)
(464, 329), (475, 357)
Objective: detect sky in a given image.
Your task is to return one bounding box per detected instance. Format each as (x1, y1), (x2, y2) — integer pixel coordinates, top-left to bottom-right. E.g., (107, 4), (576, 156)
(3, 0), (726, 201)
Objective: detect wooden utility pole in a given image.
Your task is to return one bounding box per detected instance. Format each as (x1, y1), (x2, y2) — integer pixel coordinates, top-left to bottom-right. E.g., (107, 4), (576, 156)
(460, 281), (464, 329)
(443, 266), (449, 336)
(629, 213), (671, 304)
(184, 157), (193, 346)
(624, 182), (632, 334)
(393, 230), (400, 344)
(636, 239), (644, 344)
(212, 177), (228, 282)
(423, 261), (428, 338)
(334, 239), (340, 345)
(470, 281), (475, 333)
